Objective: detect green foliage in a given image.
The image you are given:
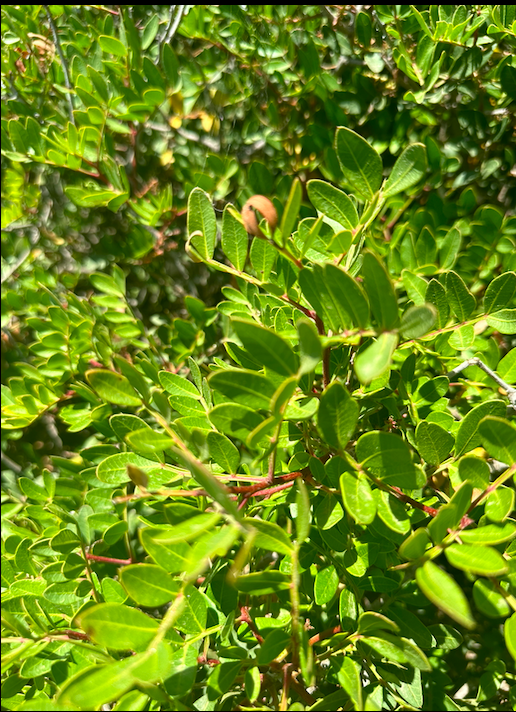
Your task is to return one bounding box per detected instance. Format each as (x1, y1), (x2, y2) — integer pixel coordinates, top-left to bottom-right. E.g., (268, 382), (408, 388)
(2, 5), (516, 712)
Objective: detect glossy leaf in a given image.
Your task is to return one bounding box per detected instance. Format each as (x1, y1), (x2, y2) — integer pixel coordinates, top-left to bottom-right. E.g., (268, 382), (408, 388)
(187, 187), (216, 260)
(307, 179), (358, 229)
(335, 127), (383, 200)
(454, 400), (506, 457)
(324, 264), (370, 329)
(86, 369), (140, 406)
(317, 381), (358, 451)
(362, 252), (399, 330)
(222, 205), (248, 271)
(416, 561), (475, 630)
(354, 332), (399, 385)
(479, 416), (516, 464)
(120, 565), (180, 607)
(415, 421), (454, 465)
(383, 143), (427, 196)
(232, 319), (298, 376)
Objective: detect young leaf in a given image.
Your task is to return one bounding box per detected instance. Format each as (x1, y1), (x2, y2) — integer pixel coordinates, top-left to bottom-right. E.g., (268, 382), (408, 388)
(295, 479), (311, 542)
(335, 127), (383, 201)
(383, 143), (427, 196)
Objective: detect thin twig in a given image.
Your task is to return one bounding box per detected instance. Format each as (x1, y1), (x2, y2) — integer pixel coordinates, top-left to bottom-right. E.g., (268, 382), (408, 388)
(44, 6), (74, 124)
(446, 357), (516, 407)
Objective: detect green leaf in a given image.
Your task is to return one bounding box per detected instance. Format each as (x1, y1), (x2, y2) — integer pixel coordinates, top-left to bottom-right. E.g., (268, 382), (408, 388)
(299, 266), (341, 332)
(99, 35), (128, 56)
(208, 368), (276, 409)
(187, 187), (216, 260)
(375, 490), (411, 534)
(337, 656), (363, 711)
(234, 571), (291, 595)
(243, 518), (293, 556)
(445, 544), (508, 577)
(315, 565), (339, 605)
(307, 180), (358, 229)
(479, 416), (516, 464)
(486, 309), (516, 335)
(356, 431), (424, 489)
(383, 143), (427, 196)
(281, 177), (302, 242)
(358, 612), (399, 635)
(485, 486), (514, 523)
(445, 271), (476, 321)
(296, 318), (322, 375)
(425, 278), (449, 329)
(161, 512), (222, 543)
(483, 272), (516, 314)
(209, 403), (264, 440)
(78, 603), (159, 651)
(86, 369), (141, 406)
(257, 629), (291, 665)
(416, 561), (476, 629)
(174, 583), (207, 634)
(126, 429), (173, 454)
(317, 381), (358, 451)
(400, 304), (436, 338)
(460, 521), (516, 545)
(177, 451), (241, 520)
(58, 642), (172, 710)
(97, 452), (181, 487)
(207, 431), (239, 473)
(473, 579), (511, 618)
(402, 270), (428, 305)
(440, 227), (462, 271)
(454, 400), (506, 457)
(296, 479), (311, 542)
(90, 272), (125, 297)
(355, 332), (399, 385)
(120, 565), (180, 607)
(340, 470), (377, 525)
(362, 252), (399, 330)
(159, 371), (200, 399)
(498, 348), (516, 384)
(140, 528), (190, 574)
(222, 205), (248, 271)
(505, 614), (516, 661)
(324, 264), (370, 328)
(245, 666), (261, 703)
(415, 421), (454, 465)
(250, 237), (276, 281)
(232, 318), (298, 376)
(335, 127), (383, 201)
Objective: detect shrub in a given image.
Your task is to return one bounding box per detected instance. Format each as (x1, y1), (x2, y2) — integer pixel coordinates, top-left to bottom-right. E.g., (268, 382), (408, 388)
(2, 5), (516, 711)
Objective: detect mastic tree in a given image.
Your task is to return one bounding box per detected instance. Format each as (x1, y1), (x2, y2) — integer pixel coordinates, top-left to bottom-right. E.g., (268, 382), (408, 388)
(2, 5), (516, 711)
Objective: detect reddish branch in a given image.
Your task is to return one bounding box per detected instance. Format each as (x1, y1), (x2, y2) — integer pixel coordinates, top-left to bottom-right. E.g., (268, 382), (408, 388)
(85, 553), (132, 565)
(308, 625), (341, 646)
(390, 486), (438, 516)
(238, 606), (264, 644)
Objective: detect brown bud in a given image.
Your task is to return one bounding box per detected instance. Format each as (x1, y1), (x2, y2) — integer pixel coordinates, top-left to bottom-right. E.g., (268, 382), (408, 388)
(241, 195), (278, 239)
